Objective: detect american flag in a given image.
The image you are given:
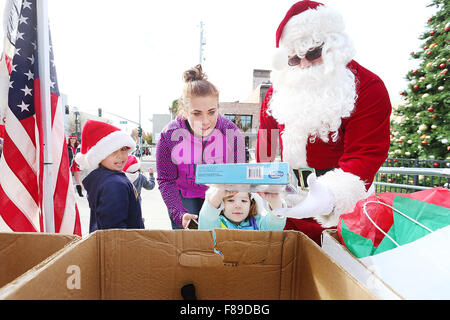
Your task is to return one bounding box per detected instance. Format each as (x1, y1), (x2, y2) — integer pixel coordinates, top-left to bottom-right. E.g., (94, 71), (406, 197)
(0, 0), (81, 235)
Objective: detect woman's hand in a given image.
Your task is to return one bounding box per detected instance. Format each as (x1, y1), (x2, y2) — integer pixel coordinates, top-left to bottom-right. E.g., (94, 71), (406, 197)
(182, 213), (198, 229)
(257, 192), (283, 210)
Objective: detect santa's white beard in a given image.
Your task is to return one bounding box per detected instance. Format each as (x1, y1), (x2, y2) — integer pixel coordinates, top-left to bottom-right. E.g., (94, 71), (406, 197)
(268, 62), (356, 168)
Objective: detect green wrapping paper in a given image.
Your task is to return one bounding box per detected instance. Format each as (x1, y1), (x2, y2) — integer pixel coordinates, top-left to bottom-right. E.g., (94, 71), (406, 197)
(338, 187), (450, 258)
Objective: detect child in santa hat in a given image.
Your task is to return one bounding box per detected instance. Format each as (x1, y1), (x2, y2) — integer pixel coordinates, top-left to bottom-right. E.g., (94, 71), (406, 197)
(75, 120), (145, 233)
(198, 187), (286, 231)
(123, 154), (155, 202)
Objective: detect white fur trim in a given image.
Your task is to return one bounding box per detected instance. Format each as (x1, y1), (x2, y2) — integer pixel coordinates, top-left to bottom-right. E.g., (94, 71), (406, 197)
(272, 47), (289, 71)
(280, 5), (345, 54)
(75, 131), (136, 170)
(126, 162), (141, 173)
(125, 172), (139, 184)
(314, 168), (369, 228)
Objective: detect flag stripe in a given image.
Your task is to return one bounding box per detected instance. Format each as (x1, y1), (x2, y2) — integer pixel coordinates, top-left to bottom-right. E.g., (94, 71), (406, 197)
(5, 107), (37, 166)
(52, 97), (68, 232)
(0, 156), (40, 229)
(0, 214), (13, 232)
(0, 184), (38, 232)
(0, 0), (81, 236)
(2, 130), (39, 203)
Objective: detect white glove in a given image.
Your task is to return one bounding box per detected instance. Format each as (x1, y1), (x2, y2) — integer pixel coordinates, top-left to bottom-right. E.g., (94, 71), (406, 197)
(274, 173), (335, 219)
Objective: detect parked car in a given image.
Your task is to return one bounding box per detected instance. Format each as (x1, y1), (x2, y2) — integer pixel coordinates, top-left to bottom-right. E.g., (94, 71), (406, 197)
(247, 148), (256, 163)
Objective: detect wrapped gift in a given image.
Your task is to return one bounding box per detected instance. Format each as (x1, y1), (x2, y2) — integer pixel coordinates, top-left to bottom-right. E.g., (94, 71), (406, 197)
(338, 187), (450, 258)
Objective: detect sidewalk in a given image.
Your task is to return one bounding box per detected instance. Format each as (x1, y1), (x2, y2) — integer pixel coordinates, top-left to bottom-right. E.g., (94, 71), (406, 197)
(75, 164), (171, 238)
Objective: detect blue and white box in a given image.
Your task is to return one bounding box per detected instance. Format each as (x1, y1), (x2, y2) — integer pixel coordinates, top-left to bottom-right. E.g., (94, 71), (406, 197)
(195, 162), (298, 193)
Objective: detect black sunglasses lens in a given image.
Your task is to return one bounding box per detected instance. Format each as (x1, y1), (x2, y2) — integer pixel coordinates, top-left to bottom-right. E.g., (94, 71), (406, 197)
(305, 47), (322, 61)
(288, 56), (301, 66)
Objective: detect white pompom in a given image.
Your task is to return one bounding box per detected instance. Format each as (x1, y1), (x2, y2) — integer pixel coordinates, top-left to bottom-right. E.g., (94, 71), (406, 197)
(75, 153), (90, 170)
(272, 47), (289, 71)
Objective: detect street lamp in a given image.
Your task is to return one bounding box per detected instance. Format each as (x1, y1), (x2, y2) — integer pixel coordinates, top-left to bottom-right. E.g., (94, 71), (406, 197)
(72, 106), (80, 140)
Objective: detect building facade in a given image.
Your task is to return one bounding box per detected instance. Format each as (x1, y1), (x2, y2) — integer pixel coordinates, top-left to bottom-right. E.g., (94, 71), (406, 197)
(219, 69), (271, 155)
(152, 113), (172, 144)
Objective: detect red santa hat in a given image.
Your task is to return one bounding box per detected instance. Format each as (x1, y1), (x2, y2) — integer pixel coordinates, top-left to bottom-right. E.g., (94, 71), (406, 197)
(123, 154), (141, 173)
(75, 120), (136, 170)
(272, 0), (346, 70)
(68, 133), (77, 139)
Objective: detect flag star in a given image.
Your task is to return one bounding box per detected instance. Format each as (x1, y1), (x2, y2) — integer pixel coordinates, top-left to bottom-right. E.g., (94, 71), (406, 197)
(9, 80), (14, 88)
(22, 0), (32, 9)
(31, 41), (36, 49)
(27, 54), (34, 64)
(16, 32), (24, 40)
(21, 85), (33, 96)
(11, 64), (17, 72)
(19, 16), (28, 24)
(50, 80), (55, 88)
(15, 48), (21, 56)
(17, 101), (30, 112)
(24, 70), (34, 80)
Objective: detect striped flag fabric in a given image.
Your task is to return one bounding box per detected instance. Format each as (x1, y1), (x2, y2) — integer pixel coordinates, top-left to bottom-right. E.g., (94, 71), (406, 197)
(0, 0), (20, 135)
(0, 0), (81, 235)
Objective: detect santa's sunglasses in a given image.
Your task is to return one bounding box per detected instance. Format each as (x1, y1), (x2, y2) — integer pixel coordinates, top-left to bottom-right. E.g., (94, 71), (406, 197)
(288, 44), (324, 66)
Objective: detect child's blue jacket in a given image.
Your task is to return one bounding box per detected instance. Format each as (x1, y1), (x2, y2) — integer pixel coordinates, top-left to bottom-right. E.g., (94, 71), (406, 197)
(83, 166), (144, 233)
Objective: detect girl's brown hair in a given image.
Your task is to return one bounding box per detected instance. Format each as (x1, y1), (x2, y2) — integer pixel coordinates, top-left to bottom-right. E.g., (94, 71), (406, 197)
(67, 136), (79, 149)
(178, 64), (219, 118)
(220, 193), (258, 221)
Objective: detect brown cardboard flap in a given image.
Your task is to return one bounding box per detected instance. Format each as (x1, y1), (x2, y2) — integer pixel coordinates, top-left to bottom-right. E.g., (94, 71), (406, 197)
(295, 232), (375, 300)
(0, 233), (93, 300)
(0, 229), (376, 300)
(214, 229), (284, 265)
(101, 229), (285, 299)
(279, 231), (299, 299)
(178, 251), (223, 267)
(0, 232), (79, 289)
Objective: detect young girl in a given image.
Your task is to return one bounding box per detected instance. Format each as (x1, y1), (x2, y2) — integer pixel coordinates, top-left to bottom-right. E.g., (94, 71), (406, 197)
(156, 65), (246, 229)
(198, 188), (286, 231)
(68, 134), (83, 197)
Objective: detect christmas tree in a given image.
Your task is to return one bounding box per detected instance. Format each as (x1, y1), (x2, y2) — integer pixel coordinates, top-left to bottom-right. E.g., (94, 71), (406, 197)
(389, 0), (449, 161)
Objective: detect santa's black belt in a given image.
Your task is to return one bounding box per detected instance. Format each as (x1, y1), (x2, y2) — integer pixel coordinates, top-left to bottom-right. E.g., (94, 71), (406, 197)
(293, 167), (337, 190)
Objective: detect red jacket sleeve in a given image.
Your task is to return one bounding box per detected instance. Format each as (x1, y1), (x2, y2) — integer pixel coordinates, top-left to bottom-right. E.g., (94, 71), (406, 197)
(257, 86), (283, 162)
(339, 77), (392, 189)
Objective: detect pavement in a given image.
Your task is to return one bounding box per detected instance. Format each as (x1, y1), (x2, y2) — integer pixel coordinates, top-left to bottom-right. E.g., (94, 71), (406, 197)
(75, 156), (172, 238)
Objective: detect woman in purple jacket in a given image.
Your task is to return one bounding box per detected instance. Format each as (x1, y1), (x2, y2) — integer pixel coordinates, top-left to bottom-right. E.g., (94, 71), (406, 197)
(156, 65), (246, 229)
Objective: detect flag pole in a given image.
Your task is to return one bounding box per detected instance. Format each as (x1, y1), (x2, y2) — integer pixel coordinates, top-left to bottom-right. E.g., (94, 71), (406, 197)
(36, 0), (54, 233)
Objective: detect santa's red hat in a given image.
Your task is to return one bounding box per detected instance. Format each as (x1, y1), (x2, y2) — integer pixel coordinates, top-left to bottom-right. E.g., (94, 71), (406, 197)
(272, 0), (346, 70)
(75, 120), (135, 170)
(123, 155), (141, 173)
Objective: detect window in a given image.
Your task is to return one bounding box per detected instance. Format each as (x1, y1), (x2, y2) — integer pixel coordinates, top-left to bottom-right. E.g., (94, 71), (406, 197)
(225, 114), (252, 132)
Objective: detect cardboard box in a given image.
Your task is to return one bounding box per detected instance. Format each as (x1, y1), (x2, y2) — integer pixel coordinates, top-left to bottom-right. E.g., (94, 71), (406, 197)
(0, 232), (80, 291)
(196, 162), (298, 193)
(0, 229), (375, 300)
(321, 230), (403, 300)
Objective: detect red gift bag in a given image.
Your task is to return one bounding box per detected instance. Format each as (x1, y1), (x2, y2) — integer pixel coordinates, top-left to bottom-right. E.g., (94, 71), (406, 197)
(337, 187), (450, 250)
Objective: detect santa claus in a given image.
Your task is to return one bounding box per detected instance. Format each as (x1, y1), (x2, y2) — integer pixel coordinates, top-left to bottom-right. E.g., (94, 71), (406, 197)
(257, 0), (392, 245)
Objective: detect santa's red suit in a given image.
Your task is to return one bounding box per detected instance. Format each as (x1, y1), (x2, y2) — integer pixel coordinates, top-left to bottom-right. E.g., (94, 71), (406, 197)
(257, 1), (392, 245)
